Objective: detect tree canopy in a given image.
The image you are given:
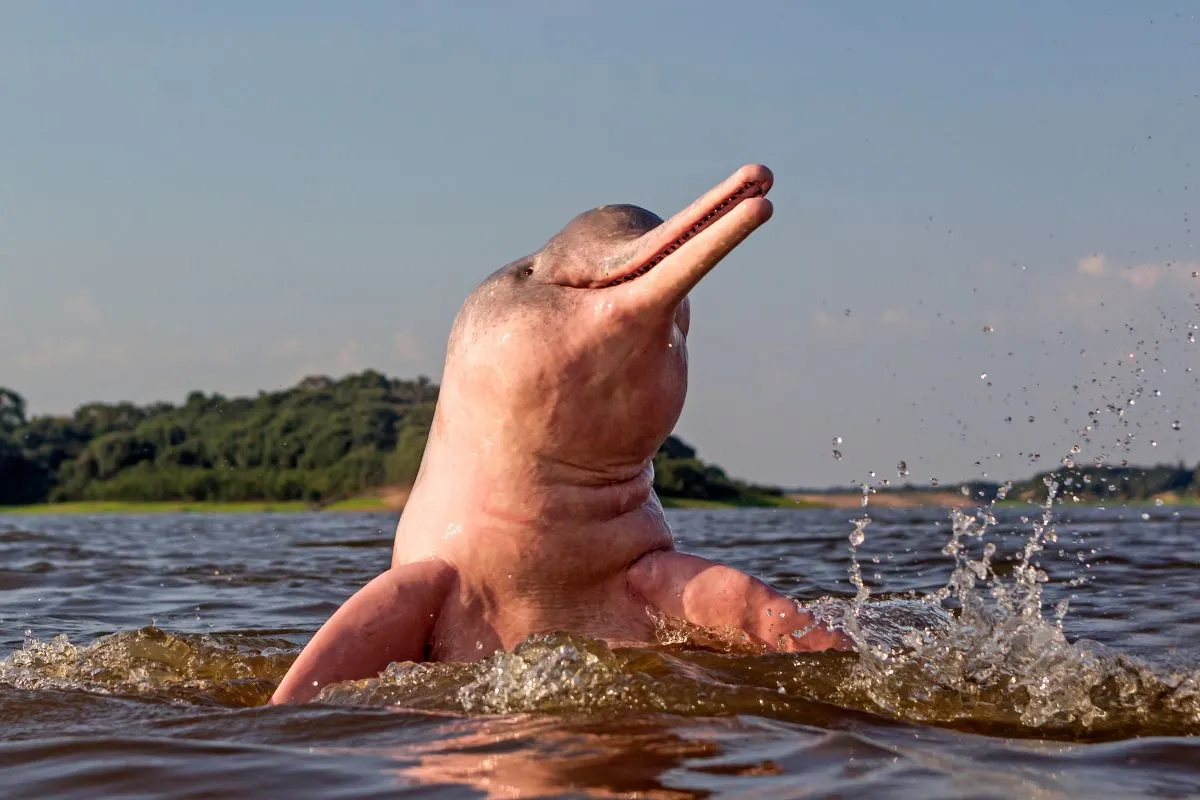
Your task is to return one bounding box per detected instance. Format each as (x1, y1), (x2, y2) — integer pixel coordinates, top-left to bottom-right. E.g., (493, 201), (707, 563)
(0, 373), (778, 506)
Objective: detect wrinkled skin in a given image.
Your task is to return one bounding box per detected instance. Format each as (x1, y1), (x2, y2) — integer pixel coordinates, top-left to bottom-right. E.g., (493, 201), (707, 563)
(439, 204), (691, 488)
(271, 165), (851, 705)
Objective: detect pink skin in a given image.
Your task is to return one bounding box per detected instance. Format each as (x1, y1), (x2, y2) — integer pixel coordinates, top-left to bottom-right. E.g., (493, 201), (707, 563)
(270, 164), (851, 705)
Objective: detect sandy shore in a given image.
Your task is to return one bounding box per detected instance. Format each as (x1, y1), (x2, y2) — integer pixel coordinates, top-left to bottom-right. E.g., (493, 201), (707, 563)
(787, 490), (976, 509)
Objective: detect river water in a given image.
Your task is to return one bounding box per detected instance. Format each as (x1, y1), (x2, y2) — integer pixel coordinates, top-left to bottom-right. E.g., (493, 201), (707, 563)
(1, 504), (1197, 798)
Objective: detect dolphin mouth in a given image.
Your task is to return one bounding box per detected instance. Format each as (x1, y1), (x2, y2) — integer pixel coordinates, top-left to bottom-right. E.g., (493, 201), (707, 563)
(600, 166), (772, 289)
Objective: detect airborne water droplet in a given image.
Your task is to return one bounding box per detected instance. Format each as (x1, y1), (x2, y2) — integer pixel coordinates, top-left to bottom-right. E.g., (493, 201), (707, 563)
(1172, 420), (1182, 431)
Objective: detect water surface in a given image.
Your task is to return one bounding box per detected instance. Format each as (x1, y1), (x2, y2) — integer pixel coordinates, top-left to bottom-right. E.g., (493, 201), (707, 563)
(1, 506), (1198, 798)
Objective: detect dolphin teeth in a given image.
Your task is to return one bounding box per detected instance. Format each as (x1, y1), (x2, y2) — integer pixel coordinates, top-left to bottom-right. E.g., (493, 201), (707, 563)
(601, 180), (765, 288)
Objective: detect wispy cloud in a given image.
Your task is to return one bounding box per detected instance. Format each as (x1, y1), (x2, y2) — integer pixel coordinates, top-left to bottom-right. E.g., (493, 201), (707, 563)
(272, 335), (305, 359)
(1053, 252), (1200, 333)
(812, 306), (930, 340)
(394, 332), (422, 362)
(1074, 253), (1198, 291)
(16, 339), (133, 370)
(880, 307), (927, 334)
(812, 309), (861, 339)
(1077, 254), (1105, 277)
(61, 293), (102, 324)
(335, 341), (365, 371)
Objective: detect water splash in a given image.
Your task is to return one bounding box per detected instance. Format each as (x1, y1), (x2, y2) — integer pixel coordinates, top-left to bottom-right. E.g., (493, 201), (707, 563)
(787, 473), (1200, 739)
(0, 627), (287, 706)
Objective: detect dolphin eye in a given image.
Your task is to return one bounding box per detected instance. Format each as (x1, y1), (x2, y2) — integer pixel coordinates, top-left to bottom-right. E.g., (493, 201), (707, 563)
(522, 265), (534, 278)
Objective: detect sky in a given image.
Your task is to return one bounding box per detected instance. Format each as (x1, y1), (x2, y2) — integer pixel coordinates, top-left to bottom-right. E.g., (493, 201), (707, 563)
(1, 2), (1198, 488)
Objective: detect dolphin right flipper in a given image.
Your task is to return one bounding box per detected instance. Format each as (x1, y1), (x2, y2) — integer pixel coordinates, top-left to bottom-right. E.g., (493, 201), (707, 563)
(270, 558), (457, 704)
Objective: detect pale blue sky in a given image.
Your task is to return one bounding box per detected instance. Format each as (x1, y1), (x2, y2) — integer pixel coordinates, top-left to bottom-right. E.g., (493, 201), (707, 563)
(2, 2), (1198, 487)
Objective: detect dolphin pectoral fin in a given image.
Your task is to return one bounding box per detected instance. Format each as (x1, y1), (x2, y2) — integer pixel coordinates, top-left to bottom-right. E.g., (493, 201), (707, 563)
(269, 559), (457, 704)
(626, 550), (853, 654)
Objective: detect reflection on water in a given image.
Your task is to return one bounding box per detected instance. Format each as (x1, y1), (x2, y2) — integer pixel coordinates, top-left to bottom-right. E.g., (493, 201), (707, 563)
(1, 507), (1199, 797)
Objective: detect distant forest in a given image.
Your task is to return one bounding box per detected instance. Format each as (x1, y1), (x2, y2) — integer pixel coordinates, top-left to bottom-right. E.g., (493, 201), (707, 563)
(812, 464), (1200, 507)
(3, 374), (1196, 508)
(1006, 461), (1200, 505)
(0, 373), (781, 506)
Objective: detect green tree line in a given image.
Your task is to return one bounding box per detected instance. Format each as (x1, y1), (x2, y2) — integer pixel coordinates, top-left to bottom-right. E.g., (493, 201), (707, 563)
(1008, 462), (1200, 504)
(0, 373), (779, 506)
(851, 462), (1200, 506)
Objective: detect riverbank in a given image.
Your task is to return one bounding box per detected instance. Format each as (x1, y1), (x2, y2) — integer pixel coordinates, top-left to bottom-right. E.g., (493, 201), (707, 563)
(0, 497), (392, 515)
(3, 492), (1189, 515)
(659, 494), (817, 510)
(1, 493), (810, 515)
(786, 490), (977, 509)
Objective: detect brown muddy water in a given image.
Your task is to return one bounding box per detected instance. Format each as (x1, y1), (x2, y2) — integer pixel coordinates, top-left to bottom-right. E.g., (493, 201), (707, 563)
(1, 504), (1198, 798)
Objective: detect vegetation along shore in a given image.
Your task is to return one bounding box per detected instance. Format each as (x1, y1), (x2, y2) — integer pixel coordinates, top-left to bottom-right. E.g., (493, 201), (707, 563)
(0, 374), (784, 511)
(3, 374), (1197, 513)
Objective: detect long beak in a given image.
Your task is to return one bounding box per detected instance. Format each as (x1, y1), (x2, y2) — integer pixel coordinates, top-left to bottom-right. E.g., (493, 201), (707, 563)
(604, 164), (774, 308)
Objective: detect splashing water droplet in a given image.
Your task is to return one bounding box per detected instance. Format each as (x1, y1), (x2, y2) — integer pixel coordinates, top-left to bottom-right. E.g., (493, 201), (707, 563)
(1141, 512), (1151, 521)
(980, 373), (988, 380)
(832, 449), (843, 460)
(897, 460), (909, 476)
(983, 325), (994, 333)
(1172, 420), (1182, 431)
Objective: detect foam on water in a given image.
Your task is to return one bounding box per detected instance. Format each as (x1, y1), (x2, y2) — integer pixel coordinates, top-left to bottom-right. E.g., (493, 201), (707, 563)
(0, 627), (287, 706)
(794, 475), (1200, 738)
